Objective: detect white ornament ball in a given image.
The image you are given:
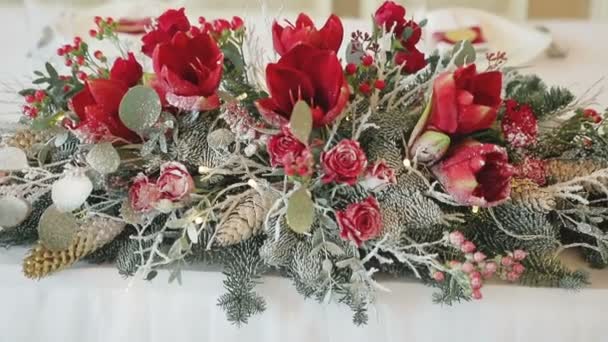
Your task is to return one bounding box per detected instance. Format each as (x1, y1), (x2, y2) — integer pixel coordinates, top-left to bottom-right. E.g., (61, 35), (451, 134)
(52, 172), (93, 212)
(0, 196), (31, 228)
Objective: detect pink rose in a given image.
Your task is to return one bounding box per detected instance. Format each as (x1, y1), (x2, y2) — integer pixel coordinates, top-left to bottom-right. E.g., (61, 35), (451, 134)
(157, 162), (194, 201)
(361, 160), (396, 191)
(321, 139), (368, 185)
(513, 249), (528, 261)
(336, 196), (383, 246)
(432, 140), (514, 207)
(129, 174), (162, 212)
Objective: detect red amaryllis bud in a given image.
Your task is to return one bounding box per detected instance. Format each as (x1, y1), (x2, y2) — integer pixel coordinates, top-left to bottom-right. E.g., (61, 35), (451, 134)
(431, 140), (514, 207)
(336, 196), (383, 246)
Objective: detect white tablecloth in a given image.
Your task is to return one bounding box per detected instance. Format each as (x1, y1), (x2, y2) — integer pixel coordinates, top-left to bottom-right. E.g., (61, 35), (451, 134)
(1, 3), (608, 342)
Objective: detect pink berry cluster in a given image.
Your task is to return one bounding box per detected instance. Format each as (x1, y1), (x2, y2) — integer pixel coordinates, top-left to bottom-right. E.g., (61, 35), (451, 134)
(22, 90), (47, 118)
(56, 35), (107, 81)
(432, 231), (528, 300)
(344, 54), (386, 96)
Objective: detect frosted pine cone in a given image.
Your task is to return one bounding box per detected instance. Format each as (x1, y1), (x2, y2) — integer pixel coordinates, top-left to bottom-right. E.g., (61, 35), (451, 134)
(510, 178), (556, 213)
(214, 189), (279, 246)
(545, 159), (607, 183)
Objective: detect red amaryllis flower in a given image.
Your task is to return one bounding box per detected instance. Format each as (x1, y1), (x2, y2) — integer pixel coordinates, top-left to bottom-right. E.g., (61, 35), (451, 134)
(272, 13), (344, 56)
(428, 64), (502, 135)
(68, 79), (138, 142)
(256, 44), (350, 127)
(337, 196), (383, 246)
(501, 99), (538, 148)
(129, 174), (162, 212)
(321, 139), (367, 185)
(110, 52), (143, 88)
(141, 8), (191, 57)
(157, 162), (194, 201)
(152, 31), (223, 111)
(432, 140), (514, 207)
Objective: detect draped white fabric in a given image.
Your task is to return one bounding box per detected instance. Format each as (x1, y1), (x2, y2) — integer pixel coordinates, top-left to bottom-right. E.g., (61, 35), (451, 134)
(1, 4), (608, 341)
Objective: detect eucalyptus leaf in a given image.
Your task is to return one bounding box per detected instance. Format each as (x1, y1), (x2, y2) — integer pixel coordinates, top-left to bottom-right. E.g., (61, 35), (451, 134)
(119, 86), (161, 133)
(286, 187), (315, 234)
(289, 101), (313, 144)
(38, 205), (79, 251)
(146, 270), (158, 281)
(86, 142), (121, 174)
(452, 40), (476, 66)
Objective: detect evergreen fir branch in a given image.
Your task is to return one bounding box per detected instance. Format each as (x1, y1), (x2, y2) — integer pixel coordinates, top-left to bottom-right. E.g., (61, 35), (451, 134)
(505, 74), (574, 119)
(519, 253), (589, 290)
(431, 274), (471, 306)
(216, 235), (267, 326)
(0, 192), (52, 248)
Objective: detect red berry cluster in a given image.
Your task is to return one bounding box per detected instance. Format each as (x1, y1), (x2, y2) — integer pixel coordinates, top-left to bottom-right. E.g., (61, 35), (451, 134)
(197, 16), (245, 38)
(57, 34), (108, 82)
(22, 90), (47, 118)
(432, 231), (528, 300)
(89, 16), (117, 40)
(583, 108), (603, 124)
(345, 55), (386, 96)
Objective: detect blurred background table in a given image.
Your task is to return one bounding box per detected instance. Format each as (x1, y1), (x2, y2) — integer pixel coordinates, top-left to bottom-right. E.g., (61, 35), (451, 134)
(1, 1), (608, 342)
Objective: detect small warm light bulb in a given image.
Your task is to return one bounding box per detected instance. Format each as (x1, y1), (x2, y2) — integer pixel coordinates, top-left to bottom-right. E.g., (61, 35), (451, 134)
(194, 217), (204, 225)
(247, 179), (258, 189)
(472, 206), (480, 214)
(403, 158), (412, 168)
(198, 166), (211, 174)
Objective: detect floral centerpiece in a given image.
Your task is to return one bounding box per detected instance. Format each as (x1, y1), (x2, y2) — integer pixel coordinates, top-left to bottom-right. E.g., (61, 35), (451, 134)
(1, 2), (607, 326)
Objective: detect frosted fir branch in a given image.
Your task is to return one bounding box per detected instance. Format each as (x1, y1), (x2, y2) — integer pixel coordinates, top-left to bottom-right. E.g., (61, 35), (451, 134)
(547, 167), (608, 203)
(487, 207), (558, 242)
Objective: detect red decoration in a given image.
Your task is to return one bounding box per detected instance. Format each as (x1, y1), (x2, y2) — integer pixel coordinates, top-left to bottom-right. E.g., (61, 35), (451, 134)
(321, 139), (368, 185)
(336, 196), (383, 246)
(502, 100), (538, 148)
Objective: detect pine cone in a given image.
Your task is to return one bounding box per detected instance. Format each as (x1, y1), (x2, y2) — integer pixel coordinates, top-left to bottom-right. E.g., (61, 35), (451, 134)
(510, 178), (556, 213)
(5, 129), (53, 154)
(545, 159), (607, 183)
(23, 218), (125, 278)
(214, 189), (278, 247)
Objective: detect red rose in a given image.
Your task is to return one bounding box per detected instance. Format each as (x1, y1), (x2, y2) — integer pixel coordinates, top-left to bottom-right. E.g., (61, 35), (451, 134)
(267, 128), (307, 167)
(272, 13), (344, 56)
(361, 160), (397, 191)
(129, 174), (162, 212)
(141, 8), (191, 57)
(256, 44), (350, 128)
(110, 52), (143, 88)
(321, 139), (367, 185)
(374, 1), (407, 35)
(152, 31), (223, 111)
(337, 196), (383, 246)
(431, 140), (514, 207)
(157, 162), (194, 201)
(428, 64), (502, 135)
(501, 99), (538, 148)
(395, 46), (427, 74)
(69, 79), (138, 142)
